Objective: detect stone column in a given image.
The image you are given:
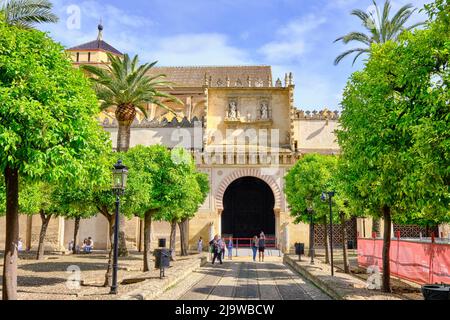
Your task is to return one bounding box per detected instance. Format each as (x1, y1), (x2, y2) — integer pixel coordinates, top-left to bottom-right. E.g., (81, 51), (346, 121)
(57, 216), (66, 252)
(274, 210), (280, 249)
(209, 222), (214, 242)
(217, 210), (222, 237)
(284, 223), (289, 254)
(186, 96), (192, 119)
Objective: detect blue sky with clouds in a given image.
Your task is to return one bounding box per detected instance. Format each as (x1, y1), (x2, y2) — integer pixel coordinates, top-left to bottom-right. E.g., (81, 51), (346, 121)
(39, 0), (429, 110)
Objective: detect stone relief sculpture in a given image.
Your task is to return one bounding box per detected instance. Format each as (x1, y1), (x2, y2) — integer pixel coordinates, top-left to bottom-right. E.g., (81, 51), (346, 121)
(260, 102), (269, 119)
(254, 78), (264, 87)
(228, 101), (238, 119)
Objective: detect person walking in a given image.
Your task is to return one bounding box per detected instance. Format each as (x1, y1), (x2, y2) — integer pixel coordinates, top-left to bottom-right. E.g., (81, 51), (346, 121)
(221, 237), (226, 260)
(17, 238), (23, 253)
(251, 236), (258, 262)
(258, 232), (266, 262)
(211, 235), (223, 265)
(197, 237), (203, 253)
(227, 236), (233, 260)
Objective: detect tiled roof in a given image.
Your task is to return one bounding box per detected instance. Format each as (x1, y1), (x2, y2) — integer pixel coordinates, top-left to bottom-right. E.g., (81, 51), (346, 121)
(68, 40), (122, 55)
(148, 66), (272, 87)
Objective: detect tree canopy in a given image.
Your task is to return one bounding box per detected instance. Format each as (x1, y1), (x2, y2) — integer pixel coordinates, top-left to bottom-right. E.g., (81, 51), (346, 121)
(337, 9), (450, 224)
(0, 21), (112, 182)
(284, 153), (343, 224)
(336, 2), (450, 291)
(0, 21), (111, 299)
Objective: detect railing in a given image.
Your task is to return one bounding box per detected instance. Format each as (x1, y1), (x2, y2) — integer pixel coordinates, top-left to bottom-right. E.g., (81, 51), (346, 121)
(218, 237), (277, 257)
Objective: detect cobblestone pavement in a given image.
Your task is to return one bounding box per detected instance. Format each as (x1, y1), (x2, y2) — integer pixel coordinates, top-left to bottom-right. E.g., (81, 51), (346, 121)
(157, 257), (331, 300)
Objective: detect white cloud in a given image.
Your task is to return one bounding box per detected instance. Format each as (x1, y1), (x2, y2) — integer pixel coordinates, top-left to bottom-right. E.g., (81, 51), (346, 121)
(277, 14), (327, 36)
(144, 33), (252, 66)
(259, 41), (306, 63)
(259, 14), (327, 63)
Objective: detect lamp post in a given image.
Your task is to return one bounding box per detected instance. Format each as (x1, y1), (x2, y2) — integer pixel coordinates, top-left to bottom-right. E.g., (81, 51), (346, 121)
(307, 207), (315, 265)
(110, 159), (128, 294)
(321, 191), (335, 276)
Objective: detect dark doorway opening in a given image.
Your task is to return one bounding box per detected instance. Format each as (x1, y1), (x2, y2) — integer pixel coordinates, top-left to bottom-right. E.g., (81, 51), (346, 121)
(221, 177), (275, 238)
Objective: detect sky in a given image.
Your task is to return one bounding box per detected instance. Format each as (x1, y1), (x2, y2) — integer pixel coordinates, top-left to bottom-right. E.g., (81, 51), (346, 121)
(39, 0), (429, 111)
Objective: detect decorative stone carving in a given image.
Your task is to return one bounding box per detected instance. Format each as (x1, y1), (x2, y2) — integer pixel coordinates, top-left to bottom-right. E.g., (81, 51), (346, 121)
(275, 78), (282, 87)
(260, 102), (269, 119)
(227, 101), (238, 119)
(254, 78), (264, 87)
(226, 76), (230, 87)
(217, 78), (224, 87)
(235, 78), (243, 87)
(294, 109), (340, 120)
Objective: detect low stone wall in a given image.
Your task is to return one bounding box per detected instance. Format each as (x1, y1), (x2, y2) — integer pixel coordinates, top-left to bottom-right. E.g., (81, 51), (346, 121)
(119, 254), (207, 300)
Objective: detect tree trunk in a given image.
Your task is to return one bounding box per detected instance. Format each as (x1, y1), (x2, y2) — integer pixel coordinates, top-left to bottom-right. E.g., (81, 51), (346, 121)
(36, 210), (52, 260)
(116, 118), (132, 256)
(382, 205), (392, 292)
(143, 210), (154, 272)
(169, 220), (177, 261)
(340, 212), (350, 273)
(118, 214), (128, 257)
(323, 216), (330, 264)
(117, 122), (132, 152)
(72, 216), (81, 254)
(178, 218), (189, 256)
(372, 218), (381, 237)
(2, 166), (19, 300)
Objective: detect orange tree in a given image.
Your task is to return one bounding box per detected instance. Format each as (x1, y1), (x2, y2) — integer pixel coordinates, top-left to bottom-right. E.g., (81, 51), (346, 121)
(337, 1), (450, 292)
(0, 22), (111, 299)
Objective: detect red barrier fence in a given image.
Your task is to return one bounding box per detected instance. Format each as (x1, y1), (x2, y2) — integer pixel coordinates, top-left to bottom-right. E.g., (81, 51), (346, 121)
(358, 237), (450, 285)
(221, 237), (277, 248)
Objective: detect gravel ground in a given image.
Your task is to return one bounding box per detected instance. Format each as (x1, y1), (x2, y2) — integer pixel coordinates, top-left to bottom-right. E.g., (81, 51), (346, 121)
(0, 250), (202, 300)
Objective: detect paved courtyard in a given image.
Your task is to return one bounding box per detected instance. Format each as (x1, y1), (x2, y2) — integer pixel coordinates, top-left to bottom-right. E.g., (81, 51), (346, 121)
(157, 256), (331, 300)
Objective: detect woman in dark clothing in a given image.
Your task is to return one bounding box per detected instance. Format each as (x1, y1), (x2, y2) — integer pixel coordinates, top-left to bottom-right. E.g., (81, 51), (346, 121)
(210, 235), (223, 265)
(258, 232), (266, 262)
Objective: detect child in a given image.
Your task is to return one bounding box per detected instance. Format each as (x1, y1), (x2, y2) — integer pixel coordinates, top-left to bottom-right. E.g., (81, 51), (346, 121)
(197, 237), (203, 253)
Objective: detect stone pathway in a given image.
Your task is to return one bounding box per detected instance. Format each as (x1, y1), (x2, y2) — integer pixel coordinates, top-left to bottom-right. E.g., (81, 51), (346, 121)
(157, 257), (331, 300)
(284, 255), (406, 300)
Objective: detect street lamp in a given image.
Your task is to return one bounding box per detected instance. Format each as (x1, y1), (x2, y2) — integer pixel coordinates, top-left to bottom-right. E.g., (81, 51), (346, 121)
(307, 207), (315, 265)
(110, 159), (128, 294)
(321, 191), (335, 276)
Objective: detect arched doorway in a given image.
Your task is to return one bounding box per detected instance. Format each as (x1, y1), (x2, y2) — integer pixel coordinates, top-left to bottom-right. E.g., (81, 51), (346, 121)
(221, 176), (275, 238)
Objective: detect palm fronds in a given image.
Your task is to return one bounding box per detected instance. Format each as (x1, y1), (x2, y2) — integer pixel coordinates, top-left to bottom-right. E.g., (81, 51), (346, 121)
(334, 0), (423, 65)
(1, 0), (58, 28)
(82, 53), (181, 116)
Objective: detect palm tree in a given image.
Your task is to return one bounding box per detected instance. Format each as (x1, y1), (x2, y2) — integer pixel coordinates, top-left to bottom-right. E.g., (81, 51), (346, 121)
(0, 0), (58, 28)
(334, 0), (423, 65)
(82, 53), (181, 152)
(83, 53), (180, 257)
